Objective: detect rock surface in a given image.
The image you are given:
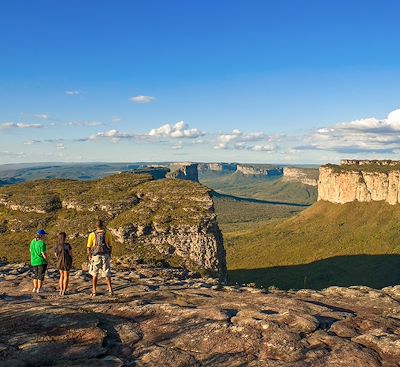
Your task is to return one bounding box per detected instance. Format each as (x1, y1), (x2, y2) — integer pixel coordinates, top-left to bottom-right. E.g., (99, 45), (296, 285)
(283, 167), (319, 186)
(167, 163), (199, 182)
(318, 162), (400, 204)
(1, 262), (400, 366)
(235, 164), (283, 176)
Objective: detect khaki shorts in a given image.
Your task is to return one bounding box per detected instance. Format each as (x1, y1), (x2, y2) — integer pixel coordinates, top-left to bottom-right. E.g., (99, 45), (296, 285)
(89, 255), (112, 278)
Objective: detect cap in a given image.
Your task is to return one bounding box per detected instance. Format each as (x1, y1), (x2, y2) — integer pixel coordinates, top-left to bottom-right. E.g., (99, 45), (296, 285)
(36, 229), (48, 236)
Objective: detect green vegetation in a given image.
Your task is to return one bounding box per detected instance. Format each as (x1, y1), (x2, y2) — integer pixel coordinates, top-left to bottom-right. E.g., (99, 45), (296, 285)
(223, 200), (400, 289)
(213, 196), (304, 233)
(200, 171), (317, 205)
(0, 173), (213, 268)
(324, 163), (400, 173)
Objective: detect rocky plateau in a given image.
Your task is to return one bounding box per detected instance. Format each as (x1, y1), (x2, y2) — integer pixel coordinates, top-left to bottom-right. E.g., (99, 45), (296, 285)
(1, 261), (400, 366)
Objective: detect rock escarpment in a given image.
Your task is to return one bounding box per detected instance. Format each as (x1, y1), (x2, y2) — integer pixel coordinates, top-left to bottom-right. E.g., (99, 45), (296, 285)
(1, 262), (400, 366)
(166, 163), (199, 182)
(283, 167), (319, 186)
(0, 173), (226, 279)
(198, 162), (237, 173)
(318, 161), (400, 204)
(236, 164), (283, 176)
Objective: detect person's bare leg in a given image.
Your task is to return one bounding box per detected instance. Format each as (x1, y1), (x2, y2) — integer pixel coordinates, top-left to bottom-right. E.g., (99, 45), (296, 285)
(63, 271), (69, 295)
(37, 279), (43, 293)
(32, 279), (38, 292)
(59, 271), (63, 295)
(106, 277), (113, 295)
(92, 276), (98, 296)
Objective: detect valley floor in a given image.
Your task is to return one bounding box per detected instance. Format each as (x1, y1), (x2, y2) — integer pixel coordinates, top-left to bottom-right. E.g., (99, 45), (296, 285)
(1, 262), (400, 366)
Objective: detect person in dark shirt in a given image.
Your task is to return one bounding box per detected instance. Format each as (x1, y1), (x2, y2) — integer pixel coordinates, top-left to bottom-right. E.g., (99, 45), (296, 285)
(54, 232), (73, 296)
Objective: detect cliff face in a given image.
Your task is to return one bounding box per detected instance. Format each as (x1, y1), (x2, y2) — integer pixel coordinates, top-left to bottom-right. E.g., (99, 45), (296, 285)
(318, 162), (400, 204)
(0, 173), (226, 279)
(166, 163), (199, 182)
(236, 164), (283, 176)
(283, 167), (319, 186)
(198, 162), (237, 173)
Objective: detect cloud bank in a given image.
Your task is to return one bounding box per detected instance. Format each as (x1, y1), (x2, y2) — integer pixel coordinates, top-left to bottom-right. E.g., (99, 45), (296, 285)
(301, 108), (400, 154)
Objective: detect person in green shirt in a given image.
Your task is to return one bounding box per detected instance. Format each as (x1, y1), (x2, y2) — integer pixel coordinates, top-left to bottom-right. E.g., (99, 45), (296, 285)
(30, 229), (48, 293)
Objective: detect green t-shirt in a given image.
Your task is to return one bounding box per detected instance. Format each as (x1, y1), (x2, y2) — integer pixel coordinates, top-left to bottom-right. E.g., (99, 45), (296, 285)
(30, 239), (47, 266)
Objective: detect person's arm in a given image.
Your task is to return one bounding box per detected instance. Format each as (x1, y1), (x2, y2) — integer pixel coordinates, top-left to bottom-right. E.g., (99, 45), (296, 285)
(87, 233), (93, 260)
(106, 231), (113, 258)
(41, 243), (48, 261)
(68, 244), (73, 258)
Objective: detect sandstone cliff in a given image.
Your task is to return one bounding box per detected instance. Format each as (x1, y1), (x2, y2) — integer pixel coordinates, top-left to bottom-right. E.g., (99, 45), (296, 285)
(283, 167), (319, 186)
(0, 173), (226, 279)
(166, 162), (199, 182)
(318, 161), (400, 204)
(235, 164), (283, 176)
(1, 261), (400, 366)
(198, 162), (237, 173)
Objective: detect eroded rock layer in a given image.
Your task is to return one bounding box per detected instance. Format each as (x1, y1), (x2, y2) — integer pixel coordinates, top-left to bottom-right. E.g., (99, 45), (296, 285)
(318, 162), (400, 204)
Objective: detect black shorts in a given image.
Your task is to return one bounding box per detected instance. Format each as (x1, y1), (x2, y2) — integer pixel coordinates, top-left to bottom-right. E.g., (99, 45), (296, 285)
(32, 264), (47, 281)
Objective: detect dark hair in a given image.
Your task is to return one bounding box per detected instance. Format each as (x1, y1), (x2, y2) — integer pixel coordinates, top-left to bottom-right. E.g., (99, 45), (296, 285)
(96, 220), (104, 229)
(56, 232), (67, 257)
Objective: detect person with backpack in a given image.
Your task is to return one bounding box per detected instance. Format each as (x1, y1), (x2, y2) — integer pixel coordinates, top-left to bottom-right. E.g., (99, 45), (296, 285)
(54, 232), (73, 296)
(87, 220), (113, 296)
(30, 229), (48, 294)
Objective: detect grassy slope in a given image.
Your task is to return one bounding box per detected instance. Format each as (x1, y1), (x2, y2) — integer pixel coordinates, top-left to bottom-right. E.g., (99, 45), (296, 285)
(224, 200), (400, 289)
(200, 171), (317, 205)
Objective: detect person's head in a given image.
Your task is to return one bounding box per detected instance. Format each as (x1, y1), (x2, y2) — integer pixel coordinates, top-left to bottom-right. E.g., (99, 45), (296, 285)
(96, 219), (104, 230)
(58, 232), (66, 244)
(56, 232), (67, 255)
(36, 229), (48, 239)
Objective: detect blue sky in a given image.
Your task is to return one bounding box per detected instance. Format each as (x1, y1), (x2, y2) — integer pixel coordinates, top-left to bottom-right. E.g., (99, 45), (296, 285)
(1, 0), (400, 164)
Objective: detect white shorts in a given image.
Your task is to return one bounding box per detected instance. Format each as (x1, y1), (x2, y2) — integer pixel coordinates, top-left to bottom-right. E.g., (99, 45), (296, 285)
(89, 255), (112, 278)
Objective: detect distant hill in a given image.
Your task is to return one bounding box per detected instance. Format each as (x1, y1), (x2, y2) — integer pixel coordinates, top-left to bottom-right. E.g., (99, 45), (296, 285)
(200, 170), (317, 205)
(226, 200), (400, 289)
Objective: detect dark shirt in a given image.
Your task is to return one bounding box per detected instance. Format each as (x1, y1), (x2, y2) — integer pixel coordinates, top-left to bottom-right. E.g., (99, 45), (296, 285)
(54, 243), (72, 258)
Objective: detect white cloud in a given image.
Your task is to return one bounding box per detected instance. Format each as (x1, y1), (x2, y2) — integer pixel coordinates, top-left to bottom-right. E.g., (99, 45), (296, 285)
(148, 121), (204, 139)
(111, 116), (121, 123)
(130, 95), (155, 104)
(35, 114), (49, 120)
(214, 129), (277, 152)
(171, 142), (183, 150)
(65, 90), (80, 95)
(88, 129), (136, 143)
(24, 140), (41, 145)
(301, 108), (400, 154)
(252, 144), (275, 152)
(66, 121), (104, 127)
(56, 143), (65, 150)
(0, 151), (25, 157)
(1, 122), (43, 129)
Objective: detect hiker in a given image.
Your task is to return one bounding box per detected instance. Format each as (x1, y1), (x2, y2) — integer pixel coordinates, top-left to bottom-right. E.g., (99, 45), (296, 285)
(54, 232), (73, 296)
(30, 229), (48, 293)
(87, 220), (113, 296)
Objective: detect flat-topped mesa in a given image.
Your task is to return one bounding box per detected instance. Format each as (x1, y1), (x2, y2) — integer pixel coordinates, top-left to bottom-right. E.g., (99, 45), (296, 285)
(318, 160), (400, 204)
(198, 162), (237, 173)
(341, 159), (400, 166)
(166, 162), (199, 182)
(282, 167), (318, 186)
(235, 164), (283, 176)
